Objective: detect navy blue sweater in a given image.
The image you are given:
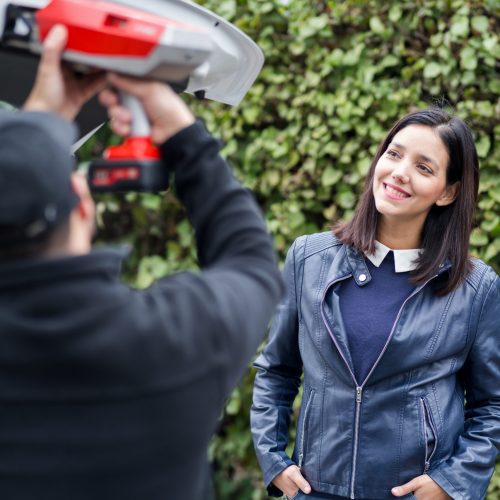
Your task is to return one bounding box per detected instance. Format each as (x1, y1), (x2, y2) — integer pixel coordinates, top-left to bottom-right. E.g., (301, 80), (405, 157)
(339, 251), (415, 384)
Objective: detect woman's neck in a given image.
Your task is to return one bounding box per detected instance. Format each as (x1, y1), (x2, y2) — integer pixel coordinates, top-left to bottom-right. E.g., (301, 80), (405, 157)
(376, 217), (422, 250)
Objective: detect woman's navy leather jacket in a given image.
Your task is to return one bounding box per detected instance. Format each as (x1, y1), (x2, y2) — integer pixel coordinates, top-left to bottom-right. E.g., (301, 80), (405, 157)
(251, 232), (500, 499)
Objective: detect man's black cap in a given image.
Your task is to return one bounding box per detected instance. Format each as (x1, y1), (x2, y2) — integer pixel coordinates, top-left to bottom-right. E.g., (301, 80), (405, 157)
(0, 111), (79, 244)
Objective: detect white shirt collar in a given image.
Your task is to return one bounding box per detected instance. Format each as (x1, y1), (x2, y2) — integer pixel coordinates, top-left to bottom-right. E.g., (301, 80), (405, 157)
(365, 240), (422, 273)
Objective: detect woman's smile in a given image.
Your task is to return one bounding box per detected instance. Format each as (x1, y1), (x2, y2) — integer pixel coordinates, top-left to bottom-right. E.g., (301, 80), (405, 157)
(383, 182), (411, 200)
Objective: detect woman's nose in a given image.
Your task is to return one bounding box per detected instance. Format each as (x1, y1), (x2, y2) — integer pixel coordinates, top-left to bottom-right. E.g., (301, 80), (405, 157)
(391, 162), (410, 183)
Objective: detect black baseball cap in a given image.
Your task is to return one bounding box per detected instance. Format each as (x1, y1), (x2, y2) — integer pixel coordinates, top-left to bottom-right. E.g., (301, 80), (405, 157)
(0, 111), (80, 244)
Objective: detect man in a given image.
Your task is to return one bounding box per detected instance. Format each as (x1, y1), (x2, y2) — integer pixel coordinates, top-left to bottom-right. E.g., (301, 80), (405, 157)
(0, 26), (283, 499)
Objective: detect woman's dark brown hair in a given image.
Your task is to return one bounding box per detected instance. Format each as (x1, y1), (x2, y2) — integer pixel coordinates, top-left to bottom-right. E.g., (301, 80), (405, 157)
(333, 108), (479, 295)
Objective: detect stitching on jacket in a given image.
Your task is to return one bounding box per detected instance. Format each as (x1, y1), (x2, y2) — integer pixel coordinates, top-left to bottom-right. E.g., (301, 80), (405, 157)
(263, 454), (289, 480)
(315, 250), (331, 350)
(305, 238), (331, 352)
(424, 291), (455, 360)
(464, 258), (488, 291)
(417, 396), (426, 452)
(434, 468), (463, 499)
(300, 388), (315, 470)
(299, 233), (343, 351)
(296, 236), (307, 324)
(318, 355), (328, 483)
(303, 232), (342, 260)
(273, 384), (286, 471)
(292, 237), (300, 323)
(449, 356), (457, 374)
(395, 370), (413, 484)
(430, 383), (443, 436)
(474, 270), (497, 341)
(465, 263), (489, 348)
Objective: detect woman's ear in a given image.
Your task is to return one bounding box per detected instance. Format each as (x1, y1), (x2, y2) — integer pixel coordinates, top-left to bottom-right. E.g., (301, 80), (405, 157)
(436, 182), (460, 207)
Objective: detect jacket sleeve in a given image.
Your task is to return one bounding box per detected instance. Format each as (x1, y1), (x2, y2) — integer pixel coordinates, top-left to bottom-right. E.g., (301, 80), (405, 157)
(139, 121), (284, 398)
(250, 237), (305, 497)
(428, 268), (500, 500)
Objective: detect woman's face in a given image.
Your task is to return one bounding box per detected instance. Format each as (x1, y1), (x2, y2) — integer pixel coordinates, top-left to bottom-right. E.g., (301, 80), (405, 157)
(372, 124), (457, 232)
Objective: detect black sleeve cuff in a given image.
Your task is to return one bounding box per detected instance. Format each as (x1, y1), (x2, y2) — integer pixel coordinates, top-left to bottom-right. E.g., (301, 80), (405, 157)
(159, 120), (218, 172)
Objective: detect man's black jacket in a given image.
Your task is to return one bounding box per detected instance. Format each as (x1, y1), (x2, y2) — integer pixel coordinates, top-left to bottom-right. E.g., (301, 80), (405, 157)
(0, 121), (284, 499)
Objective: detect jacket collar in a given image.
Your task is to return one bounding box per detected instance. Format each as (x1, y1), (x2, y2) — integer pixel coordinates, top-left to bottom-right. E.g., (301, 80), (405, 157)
(365, 240), (421, 273)
(324, 242), (451, 290)
(345, 245), (372, 286)
(323, 244), (372, 288)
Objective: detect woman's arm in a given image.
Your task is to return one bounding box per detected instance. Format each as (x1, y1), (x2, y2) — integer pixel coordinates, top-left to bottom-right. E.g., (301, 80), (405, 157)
(426, 267), (500, 500)
(251, 237), (306, 497)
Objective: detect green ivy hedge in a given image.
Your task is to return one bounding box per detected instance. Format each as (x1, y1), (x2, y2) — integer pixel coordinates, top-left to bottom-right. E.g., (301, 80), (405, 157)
(83, 0), (499, 497)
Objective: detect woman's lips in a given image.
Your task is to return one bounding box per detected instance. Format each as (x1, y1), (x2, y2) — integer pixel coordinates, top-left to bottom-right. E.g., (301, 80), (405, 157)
(383, 182), (411, 200)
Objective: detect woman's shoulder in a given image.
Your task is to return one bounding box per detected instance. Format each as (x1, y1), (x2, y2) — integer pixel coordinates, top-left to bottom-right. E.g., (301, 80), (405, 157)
(291, 231), (344, 260)
(465, 257), (499, 293)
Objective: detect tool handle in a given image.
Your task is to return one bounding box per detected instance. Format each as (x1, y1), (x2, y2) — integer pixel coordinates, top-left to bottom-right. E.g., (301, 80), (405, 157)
(120, 92), (150, 136)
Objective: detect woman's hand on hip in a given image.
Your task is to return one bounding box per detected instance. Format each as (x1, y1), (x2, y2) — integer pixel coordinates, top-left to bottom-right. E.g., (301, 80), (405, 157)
(391, 474), (451, 499)
(273, 465), (312, 498)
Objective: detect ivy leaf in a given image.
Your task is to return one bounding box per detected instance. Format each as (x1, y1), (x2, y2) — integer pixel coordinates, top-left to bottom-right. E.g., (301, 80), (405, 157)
(489, 79), (500, 94)
(381, 55), (399, 68)
(476, 135), (491, 158)
(423, 62), (441, 79)
(482, 36), (497, 54)
(481, 214), (500, 233)
(369, 16), (385, 35)
(450, 16), (469, 38)
(140, 194), (161, 211)
(389, 5), (402, 23)
(484, 239), (500, 262)
(471, 16), (489, 33)
(470, 228), (489, 246)
(225, 390), (241, 416)
(299, 15), (329, 38)
(321, 166), (342, 187)
(490, 186), (500, 204)
(460, 46), (477, 70)
(476, 101), (494, 118)
(242, 106), (260, 124)
(337, 191), (356, 209)
(136, 256), (169, 289)
(216, 0), (236, 20)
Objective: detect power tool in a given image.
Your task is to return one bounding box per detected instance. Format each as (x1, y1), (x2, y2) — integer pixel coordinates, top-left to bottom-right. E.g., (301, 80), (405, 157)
(0, 0), (264, 192)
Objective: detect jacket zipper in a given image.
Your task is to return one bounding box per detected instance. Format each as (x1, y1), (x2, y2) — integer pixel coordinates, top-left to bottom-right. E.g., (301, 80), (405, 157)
(420, 397), (438, 473)
(350, 386), (362, 499)
(321, 273), (438, 499)
(298, 389), (315, 468)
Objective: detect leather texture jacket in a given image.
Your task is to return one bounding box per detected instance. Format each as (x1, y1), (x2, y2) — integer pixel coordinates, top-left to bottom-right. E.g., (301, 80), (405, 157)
(251, 232), (499, 500)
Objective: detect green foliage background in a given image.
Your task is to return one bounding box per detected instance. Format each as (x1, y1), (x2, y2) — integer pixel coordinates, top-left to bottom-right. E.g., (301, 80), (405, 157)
(81, 0), (499, 498)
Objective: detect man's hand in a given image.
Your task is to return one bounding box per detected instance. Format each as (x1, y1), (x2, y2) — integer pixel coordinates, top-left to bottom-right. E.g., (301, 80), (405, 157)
(99, 73), (195, 144)
(272, 465), (312, 498)
(392, 474), (451, 499)
(23, 25), (105, 121)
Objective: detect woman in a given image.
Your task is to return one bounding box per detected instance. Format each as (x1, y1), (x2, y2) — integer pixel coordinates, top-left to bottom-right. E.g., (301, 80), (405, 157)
(251, 108), (499, 500)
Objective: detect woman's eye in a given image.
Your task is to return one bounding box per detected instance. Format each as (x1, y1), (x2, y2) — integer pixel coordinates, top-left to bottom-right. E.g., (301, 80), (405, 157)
(386, 150), (399, 158)
(417, 164), (433, 174)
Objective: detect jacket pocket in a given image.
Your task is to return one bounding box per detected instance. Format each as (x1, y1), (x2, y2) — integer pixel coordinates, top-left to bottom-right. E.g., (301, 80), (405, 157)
(298, 388), (315, 468)
(420, 397), (438, 473)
